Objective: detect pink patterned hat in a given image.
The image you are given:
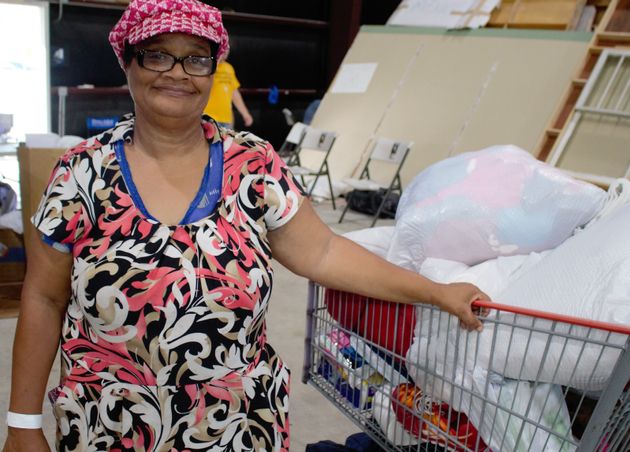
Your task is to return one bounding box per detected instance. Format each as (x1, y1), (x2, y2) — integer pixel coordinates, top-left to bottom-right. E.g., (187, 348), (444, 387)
(109, 0), (229, 68)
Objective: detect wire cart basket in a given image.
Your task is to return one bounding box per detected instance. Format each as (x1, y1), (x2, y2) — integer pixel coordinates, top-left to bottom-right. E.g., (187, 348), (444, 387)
(302, 282), (630, 451)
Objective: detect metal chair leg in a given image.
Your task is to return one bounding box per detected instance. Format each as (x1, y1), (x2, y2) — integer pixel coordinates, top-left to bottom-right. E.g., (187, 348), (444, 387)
(339, 196), (351, 223)
(326, 173), (336, 210)
(370, 207), (381, 227)
(308, 174), (321, 199)
(371, 187), (394, 227)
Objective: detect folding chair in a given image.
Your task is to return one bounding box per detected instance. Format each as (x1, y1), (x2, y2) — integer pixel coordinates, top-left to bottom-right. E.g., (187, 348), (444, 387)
(288, 126), (338, 209)
(339, 137), (412, 227)
(277, 121), (307, 165)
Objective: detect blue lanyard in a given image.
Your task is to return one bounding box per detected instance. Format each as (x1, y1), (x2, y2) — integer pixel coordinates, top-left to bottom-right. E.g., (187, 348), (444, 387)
(114, 139), (223, 224)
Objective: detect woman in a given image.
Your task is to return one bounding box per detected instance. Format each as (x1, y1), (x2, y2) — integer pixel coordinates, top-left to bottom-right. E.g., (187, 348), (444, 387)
(3, 0), (488, 450)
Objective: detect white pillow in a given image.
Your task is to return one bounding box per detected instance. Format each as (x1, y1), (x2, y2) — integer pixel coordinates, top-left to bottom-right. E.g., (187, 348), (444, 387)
(416, 205), (630, 390)
(488, 203), (630, 388)
(343, 226), (395, 259)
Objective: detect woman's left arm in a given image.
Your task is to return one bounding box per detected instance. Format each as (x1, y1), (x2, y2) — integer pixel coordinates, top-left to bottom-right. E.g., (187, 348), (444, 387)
(268, 200), (488, 331)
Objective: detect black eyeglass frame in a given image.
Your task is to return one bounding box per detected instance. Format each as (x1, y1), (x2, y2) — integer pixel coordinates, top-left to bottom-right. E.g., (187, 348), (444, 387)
(134, 49), (217, 76)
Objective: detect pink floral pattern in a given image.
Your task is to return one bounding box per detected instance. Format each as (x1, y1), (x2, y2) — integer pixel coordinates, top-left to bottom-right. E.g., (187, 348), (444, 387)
(33, 115), (304, 451)
(109, 0), (230, 69)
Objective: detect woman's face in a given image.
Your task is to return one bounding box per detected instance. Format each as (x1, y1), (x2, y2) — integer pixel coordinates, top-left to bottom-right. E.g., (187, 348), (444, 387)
(126, 33), (214, 121)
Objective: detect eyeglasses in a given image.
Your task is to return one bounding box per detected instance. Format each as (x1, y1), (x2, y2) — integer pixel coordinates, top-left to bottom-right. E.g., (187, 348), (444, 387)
(134, 49), (216, 76)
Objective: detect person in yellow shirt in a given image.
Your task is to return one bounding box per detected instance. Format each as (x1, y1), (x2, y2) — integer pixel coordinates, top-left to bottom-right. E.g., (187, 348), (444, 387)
(203, 51), (253, 129)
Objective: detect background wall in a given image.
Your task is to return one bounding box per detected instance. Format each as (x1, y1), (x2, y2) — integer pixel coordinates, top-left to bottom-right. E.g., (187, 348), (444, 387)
(308, 26), (591, 189)
(47, 0), (400, 147)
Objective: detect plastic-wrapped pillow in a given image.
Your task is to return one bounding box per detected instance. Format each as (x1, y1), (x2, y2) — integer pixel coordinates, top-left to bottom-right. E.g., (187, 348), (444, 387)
(343, 226), (395, 259)
(387, 145), (605, 269)
(408, 204), (630, 395)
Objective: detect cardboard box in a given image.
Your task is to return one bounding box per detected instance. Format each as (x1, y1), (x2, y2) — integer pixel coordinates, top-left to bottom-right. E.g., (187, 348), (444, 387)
(17, 145), (66, 248)
(0, 228), (25, 283)
(0, 145), (64, 306)
(0, 278), (22, 309)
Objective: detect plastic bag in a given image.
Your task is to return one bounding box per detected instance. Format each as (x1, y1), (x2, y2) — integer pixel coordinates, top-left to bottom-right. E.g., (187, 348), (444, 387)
(0, 180), (17, 215)
(388, 145), (605, 269)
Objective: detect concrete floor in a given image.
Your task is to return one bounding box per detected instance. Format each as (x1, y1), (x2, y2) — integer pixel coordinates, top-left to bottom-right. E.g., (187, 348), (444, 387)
(0, 200), (393, 451)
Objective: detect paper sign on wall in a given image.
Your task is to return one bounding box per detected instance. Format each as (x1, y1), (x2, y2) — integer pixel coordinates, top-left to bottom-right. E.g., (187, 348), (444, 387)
(331, 63), (378, 94)
(388, 0), (500, 29)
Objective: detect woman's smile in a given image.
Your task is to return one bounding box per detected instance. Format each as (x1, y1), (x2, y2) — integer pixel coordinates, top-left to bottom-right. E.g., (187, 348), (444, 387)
(153, 84), (196, 97)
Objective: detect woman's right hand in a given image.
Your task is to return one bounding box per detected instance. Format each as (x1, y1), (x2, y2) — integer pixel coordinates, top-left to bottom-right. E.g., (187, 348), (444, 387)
(3, 428), (51, 452)
(430, 281), (490, 332)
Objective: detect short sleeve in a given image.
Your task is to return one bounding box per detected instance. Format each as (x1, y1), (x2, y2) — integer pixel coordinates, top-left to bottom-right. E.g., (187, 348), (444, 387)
(231, 68), (240, 90)
(263, 142), (306, 230)
(31, 157), (85, 252)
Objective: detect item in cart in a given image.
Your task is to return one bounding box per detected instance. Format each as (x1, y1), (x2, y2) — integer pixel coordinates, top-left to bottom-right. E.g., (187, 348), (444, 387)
(339, 344), (364, 369)
(325, 288), (416, 359)
(388, 145), (605, 270)
(492, 204), (630, 387)
(418, 204), (630, 391)
(306, 281), (630, 452)
(316, 330), (385, 410)
(343, 226), (395, 259)
(371, 384), (417, 447)
(392, 383), (488, 451)
(317, 357), (383, 410)
(318, 330), (351, 359)
(406, 309), (579, 451)
(349, 335), (409, 388)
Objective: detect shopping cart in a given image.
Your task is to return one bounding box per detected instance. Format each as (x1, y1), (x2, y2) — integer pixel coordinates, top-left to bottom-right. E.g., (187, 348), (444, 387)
(302, 282), (630, 451)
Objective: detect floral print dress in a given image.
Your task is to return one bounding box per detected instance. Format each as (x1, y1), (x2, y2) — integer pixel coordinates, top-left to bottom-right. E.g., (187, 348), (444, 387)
(32, 115), (305, 451)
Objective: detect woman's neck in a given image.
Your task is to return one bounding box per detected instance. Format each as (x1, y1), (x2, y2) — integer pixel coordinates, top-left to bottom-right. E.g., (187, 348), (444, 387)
(132, 111), (207, 161)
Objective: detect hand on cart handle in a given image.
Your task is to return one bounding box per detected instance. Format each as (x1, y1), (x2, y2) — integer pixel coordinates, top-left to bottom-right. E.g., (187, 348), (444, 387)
(432, 282), (491, 332)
